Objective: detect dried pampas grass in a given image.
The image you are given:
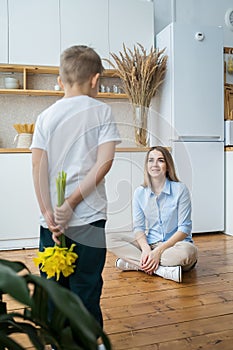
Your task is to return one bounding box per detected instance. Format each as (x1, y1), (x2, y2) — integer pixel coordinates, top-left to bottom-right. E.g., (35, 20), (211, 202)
(107, 43), (167, 107)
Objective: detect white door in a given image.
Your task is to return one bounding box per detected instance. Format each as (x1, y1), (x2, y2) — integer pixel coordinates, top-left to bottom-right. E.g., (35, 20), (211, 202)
(172, 141), (224, 233)
(0, 0), (8, 63)
(8, 0), (60, 65)
(109, 0), (154, 60)
(60, 0), (109, 67)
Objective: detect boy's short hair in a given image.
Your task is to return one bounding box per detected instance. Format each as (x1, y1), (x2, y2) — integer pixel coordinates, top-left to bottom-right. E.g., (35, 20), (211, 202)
(59, 45), (104, 86)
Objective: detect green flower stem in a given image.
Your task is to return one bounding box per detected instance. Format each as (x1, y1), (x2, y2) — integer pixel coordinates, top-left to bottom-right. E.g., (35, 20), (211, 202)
(56, 171), (67, 248)
(60, 234), (66, 248)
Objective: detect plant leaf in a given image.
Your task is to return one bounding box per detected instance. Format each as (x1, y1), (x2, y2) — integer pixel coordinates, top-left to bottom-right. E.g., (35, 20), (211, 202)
(28, 283), (48, 324)
(0, 315), (50, 349)
(59, 327), (83, 350)
(15, 322), (45, 350)
(0, 264), (32, 307)
(0, 331), (25, 350)
(0, 259), (30, 273)
(50, 306), (67, 332)
(26, 275), (106, 347)
(1, 318), (45, 349)
(0, 260), (111, 349)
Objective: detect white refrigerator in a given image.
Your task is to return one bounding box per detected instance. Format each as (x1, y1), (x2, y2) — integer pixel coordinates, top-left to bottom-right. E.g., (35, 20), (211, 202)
(154, 23), (224, 233)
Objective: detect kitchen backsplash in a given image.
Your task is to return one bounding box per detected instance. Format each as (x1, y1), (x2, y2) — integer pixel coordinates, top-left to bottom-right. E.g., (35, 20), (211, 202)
(0, 73), (57, 148)
(0, 94), (58, 148)
(0, 76), (136, 148)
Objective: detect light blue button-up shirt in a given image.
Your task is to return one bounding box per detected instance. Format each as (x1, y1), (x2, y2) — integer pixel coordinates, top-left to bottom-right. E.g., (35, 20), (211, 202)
(133, 178), (192, 244)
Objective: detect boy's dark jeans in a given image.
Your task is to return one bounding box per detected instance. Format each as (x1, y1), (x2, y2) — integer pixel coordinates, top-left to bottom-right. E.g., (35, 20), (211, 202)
(39, 220), (106, 329)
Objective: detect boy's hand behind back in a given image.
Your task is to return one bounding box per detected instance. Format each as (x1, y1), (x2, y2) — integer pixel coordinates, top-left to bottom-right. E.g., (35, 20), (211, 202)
(54, 199), (73, 231)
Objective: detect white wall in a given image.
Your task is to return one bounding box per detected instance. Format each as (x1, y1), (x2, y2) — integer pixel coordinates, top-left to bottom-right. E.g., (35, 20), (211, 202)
(154, 0), (233, 46)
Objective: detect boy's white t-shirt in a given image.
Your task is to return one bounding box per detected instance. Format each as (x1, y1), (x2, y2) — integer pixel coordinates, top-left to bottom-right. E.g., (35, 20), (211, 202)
(31, 95), (121, 227)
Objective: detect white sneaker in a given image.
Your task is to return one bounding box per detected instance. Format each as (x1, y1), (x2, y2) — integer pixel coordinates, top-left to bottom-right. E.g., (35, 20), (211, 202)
(154, 265), (182, 283)
(98, 344), (106, 350)
(115, 258), (139, 271)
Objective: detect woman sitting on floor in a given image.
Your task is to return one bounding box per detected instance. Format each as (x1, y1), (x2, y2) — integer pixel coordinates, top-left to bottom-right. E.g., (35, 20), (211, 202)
(107, 146), (198, 283)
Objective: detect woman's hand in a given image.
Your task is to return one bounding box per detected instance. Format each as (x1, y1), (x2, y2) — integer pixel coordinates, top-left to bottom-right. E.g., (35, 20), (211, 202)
(141, 247), (162, 275)
(140, 246), (157, 275)
(140, 246), (151, 266)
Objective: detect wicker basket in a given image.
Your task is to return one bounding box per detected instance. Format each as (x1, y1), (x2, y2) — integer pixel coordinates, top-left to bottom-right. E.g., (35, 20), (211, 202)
(13, 123), (34, 148)
(14, 133), (33, 148)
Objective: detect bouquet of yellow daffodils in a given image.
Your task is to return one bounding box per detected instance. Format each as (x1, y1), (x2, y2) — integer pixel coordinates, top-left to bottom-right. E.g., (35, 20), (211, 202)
(34, 171), (78, 281)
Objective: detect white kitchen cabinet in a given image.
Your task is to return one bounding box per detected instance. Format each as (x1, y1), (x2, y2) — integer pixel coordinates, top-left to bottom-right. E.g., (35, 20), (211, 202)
(105, 152), (132, 232)
(109, 0), (154, 58)
(0, 153), (40, 250)
(105, 151), (146, 233)
(8, 0), (60, 65)
(5, 0), (154, 67)
(0, 0), (8, 63)
(131, 152), (146, 192)
(60, 0), (109, 67)
(0, 151), (146, 249)
(225, 150), (233, 235)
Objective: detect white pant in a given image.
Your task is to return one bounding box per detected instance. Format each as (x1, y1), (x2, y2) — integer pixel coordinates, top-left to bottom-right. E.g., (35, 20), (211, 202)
(106, 231), (198, 271)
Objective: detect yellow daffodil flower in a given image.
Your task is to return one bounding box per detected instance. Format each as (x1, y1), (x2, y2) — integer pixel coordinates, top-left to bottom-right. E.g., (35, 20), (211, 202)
(34, 171), (78, 280)
(34, 244), (78, 281)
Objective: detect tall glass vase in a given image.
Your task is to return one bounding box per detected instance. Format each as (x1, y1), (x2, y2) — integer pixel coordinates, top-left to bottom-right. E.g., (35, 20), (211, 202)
(133, 105), (148, 147)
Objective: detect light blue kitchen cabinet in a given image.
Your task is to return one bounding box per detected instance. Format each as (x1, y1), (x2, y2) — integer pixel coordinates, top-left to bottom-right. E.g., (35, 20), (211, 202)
(60, 0), (109, 67)
(108, 0), (154, 59)
(0, 0), (8, 64)
(8, 0), (60, 65)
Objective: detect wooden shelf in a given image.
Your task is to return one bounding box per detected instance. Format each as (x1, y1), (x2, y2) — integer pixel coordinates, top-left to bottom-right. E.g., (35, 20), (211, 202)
(0, 64), (59, 74)
(0, 64), (126, 98)
(0, 88), (127, 98)
(0, 65), (121, 76)
(225, 83), (233, 120)
(0, 147), (150, 154)
(0, 88), (63, 96)
(224, 47), (233, 54)
(97, 92), (127, 99)
(101, 69), (120, 77)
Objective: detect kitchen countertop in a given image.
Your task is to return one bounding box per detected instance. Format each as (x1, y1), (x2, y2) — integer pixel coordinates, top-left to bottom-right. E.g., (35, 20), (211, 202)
(5, 146), (231, 153)
(0, 148), (32, 153)
(0, 147), (150, 153)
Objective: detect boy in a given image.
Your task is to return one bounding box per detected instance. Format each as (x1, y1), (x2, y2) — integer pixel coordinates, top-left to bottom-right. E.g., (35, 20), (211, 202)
(31, 46), (121, 336)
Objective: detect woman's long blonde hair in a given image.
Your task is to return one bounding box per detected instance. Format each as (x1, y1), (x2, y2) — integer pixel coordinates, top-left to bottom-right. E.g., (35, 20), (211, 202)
(143, 146), (179, 187)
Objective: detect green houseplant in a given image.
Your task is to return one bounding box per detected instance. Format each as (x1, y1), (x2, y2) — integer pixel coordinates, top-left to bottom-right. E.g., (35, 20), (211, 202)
(0, 259), (111, 350)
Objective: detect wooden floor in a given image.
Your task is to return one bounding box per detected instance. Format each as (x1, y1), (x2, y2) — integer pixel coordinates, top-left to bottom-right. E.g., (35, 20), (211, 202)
(1, 233), (233, 349)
